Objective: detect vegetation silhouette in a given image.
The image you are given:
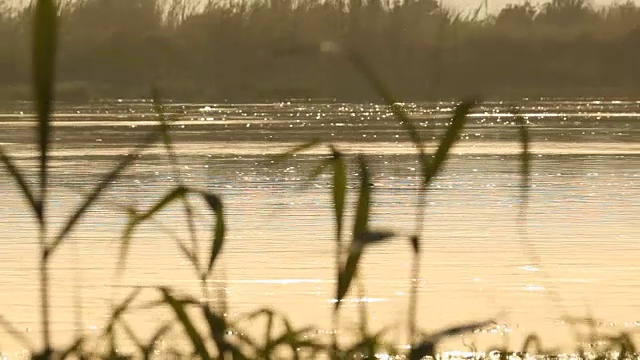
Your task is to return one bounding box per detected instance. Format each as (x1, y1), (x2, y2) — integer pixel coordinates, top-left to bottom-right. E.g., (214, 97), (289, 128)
(0, 0), (639, 101)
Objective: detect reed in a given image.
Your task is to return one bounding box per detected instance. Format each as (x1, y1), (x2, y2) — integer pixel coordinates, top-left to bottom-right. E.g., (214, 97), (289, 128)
(0, 1), (636, 359)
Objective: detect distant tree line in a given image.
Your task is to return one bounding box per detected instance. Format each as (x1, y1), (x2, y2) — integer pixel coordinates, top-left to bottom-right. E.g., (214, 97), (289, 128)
(0, 0), (639, 101)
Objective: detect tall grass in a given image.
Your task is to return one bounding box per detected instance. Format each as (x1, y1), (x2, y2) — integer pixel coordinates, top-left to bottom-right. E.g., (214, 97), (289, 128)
(0, 0), (637, 359)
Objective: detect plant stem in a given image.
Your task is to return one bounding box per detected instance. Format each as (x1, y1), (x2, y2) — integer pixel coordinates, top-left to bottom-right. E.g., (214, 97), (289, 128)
(408, 251), (420, 344)
(40, 227), (51, 353)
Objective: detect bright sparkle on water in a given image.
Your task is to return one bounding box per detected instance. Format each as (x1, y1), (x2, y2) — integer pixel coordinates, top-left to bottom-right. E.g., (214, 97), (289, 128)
(0, 99), (638, 355)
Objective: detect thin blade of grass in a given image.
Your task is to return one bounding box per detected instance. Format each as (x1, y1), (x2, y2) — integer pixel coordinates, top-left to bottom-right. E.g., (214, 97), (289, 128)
(143, 322), (174, 358)
(160, 287), (212, 360)
(297, 157), (332, 191)
(271, 138), (322, 163)
(32, 0), (55, 222)
(514, 112), (531, 199)
(49, 129), (162, 257)
(59, 338), (83, 360)
(118, 186), (188, 272)
(0, 315), (34, 350)
(32, 0), (57, 214)
(336, 156), (371, 309)
(352, 156), (370, 240)
(330, 146), (347, 247)
(427, 319), (494, 341)
(336, 243), (363, 310)
(202, 305), (236, 358)
(0, 146), (40, 222)
(410, 320), (494, 359)
(423, 100), (477, 186)
(102, 287), (143, 336)
(118, 318), (144, 351)
(196, 191), (226, 276)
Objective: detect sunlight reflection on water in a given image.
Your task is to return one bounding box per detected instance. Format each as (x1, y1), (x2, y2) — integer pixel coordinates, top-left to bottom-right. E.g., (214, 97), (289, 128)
(0, 100), (638, 356)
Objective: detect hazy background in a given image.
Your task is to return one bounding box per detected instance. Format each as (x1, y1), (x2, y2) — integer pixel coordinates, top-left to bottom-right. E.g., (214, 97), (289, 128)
(6, 0), (640, 14)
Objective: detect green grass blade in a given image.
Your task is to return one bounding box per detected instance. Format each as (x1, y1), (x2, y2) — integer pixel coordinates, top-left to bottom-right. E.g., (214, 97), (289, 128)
(336, 156), (371, 309)
(201, 305), (237, 358)
(143, 322), (174, 358)
(59, 337), (83, 360)
(118, 186), (188, 272)
(196, 191), (226, 276)
(118, 319), (143, 351)
(272, 138), (322, 163)
(330, 146), (347, 246)
(410, 320), (493, 359)
(298, 156), (332, 191)
(422, 100), (477, 186)
(352, 156), (371, 240)
(32, 0), (57, 213)
(0, 146), (40, 222)
(427, 319), (494, 341)
(102, 287), (143, 336)
(336, 242), (363, 310)
(160, 287), (212, 360)
(514, 113), (531, 193)
(49, 131), (161, 257)
(0, 315), (34, 350)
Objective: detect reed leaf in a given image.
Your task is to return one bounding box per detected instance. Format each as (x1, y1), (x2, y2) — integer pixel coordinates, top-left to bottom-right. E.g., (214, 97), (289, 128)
(336, 156), (371, 308)
(102, 287), (143, 336)
(0, 315), (34, 350)
(514, 113), (531, 193)
(202, 305), (238, 359)
(0, 146), (39, 222)
(330, 146), (347, 247)
(423, 100), (477, 187)
(143, 322), (174, 359)
(272, 138), (322, 163)
(119, 186), (188, 272)
(59, 338), (83, 360)
(160, 287), (212, 360)
(352, 156), (370, 241)
(299, 159), (330, 189)
(410, 320), (493, 360)
(32, 0), (57, 213)
(196, 190), (226, 276)
(49, 130), (161, 257)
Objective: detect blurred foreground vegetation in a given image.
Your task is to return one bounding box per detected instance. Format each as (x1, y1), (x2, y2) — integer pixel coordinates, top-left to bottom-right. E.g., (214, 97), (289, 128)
(0, 0), (639, 101)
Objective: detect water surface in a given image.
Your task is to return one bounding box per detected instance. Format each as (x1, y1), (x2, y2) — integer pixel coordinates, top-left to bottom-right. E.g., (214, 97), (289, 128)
(0, 99), (638, 356)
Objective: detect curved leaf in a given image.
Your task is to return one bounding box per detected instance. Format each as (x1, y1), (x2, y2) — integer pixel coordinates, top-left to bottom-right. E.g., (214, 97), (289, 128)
(197, 191), (226, 276)
(118, 186), (188, 272)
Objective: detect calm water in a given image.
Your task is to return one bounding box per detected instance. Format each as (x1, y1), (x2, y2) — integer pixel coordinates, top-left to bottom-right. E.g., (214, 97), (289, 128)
(0, 99), (638, 356)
